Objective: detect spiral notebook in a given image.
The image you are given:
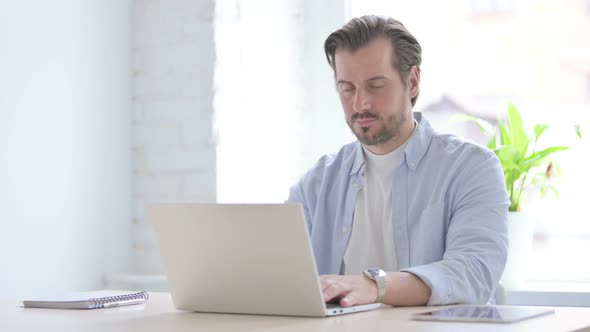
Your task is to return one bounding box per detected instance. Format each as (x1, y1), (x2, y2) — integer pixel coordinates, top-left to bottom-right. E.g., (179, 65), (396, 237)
(23, 290), (149, 309)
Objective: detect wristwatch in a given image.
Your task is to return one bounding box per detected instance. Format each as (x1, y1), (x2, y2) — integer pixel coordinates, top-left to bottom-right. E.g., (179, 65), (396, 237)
(363, 268), (387, 303)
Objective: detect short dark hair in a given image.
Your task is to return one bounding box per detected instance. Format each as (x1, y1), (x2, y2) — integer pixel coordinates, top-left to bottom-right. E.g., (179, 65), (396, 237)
(324, 15), (422, 106)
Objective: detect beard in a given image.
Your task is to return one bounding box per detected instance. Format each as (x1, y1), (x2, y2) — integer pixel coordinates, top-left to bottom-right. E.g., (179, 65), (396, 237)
(347, 109), (408, 146)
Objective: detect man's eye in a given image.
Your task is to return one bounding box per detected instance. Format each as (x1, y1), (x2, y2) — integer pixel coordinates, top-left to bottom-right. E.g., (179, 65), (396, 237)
(369, 84), (385, 90)
(339, 85), (355, 93)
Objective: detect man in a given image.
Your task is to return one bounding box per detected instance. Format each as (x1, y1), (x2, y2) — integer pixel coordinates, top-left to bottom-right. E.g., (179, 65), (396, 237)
(288, 15), (509, 307)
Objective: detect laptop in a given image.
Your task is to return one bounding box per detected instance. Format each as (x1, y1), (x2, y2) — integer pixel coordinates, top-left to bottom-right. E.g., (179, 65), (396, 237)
(150, 203), (380, 317)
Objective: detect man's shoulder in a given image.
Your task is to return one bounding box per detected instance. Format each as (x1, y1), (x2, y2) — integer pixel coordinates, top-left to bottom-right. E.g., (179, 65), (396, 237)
(413, 114), (495, 166)
(311, 141), (359, 169)
(290, 142), (358, 201)
(429, 132), (495, 161)
(301, 141), (359, 181)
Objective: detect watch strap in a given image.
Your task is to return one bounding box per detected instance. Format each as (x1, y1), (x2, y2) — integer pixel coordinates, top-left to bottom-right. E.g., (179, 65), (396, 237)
(364, 268), (387, 303)
(375, 275), (386, 303)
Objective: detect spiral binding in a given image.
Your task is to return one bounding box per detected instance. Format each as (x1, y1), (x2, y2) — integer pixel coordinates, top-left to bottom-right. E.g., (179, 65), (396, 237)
(88, 291), (149, 308)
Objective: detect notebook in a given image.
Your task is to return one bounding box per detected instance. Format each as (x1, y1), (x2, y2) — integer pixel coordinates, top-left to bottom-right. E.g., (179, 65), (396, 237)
(23, 290), (149, 309)
(150, 203), (381, 317)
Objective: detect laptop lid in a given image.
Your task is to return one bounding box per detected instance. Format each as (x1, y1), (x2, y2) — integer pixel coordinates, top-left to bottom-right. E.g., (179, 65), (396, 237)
(150, 203), (378, 317)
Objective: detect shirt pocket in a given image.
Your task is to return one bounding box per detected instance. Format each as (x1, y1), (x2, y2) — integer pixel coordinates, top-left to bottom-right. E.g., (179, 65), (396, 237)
(410, 202), (447, 264)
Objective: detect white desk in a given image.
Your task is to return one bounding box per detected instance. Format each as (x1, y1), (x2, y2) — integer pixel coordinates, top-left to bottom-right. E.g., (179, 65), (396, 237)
(2, 292), (590, 332)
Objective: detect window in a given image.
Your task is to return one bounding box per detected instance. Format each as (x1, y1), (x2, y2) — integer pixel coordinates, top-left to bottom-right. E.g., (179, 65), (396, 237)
(215, 0), (351, 204)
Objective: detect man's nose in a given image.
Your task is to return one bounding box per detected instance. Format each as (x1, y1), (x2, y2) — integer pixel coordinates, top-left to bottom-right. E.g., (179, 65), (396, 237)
(352, 89), (370, 113)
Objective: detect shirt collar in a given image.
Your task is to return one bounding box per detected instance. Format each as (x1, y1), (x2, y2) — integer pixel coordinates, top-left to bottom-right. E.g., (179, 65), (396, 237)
(404, 112), (435, 171)
(349, 112), (435, 175)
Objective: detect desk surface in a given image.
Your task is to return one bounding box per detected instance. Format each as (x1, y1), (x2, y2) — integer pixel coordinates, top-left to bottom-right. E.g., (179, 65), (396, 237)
(2, 292), (590, 332)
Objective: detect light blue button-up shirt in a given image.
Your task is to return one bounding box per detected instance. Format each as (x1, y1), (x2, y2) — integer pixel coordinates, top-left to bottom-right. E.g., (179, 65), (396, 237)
(288, 112), (509, 305)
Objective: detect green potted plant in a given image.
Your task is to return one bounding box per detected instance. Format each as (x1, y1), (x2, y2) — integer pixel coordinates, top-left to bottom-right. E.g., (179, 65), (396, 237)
(458, 102), (581, 288)
(460, 102), (580, 211)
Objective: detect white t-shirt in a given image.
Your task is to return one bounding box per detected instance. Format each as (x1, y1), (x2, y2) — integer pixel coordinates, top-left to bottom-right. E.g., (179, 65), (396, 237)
(343, 126), (416, 275)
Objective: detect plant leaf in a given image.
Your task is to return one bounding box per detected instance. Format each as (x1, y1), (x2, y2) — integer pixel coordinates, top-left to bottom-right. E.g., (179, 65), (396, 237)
(534, 124), (550, 141)
(522, 146), (569, 167)
(548, 185), (560, 200)
(496, 145), (521, 165)
(500, 158), (521, 172)
(487, 133), (497, 150)
(507, 103), (529, 157)
(575, 124), (582, 139)
(498, 116), (511, 146)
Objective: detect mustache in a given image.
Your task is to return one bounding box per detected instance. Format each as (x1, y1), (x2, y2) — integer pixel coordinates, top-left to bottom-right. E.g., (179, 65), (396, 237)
(351, 113), (378, 121)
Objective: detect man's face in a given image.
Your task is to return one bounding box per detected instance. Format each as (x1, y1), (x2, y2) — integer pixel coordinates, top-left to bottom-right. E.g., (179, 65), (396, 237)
(334, 37), (419, 154)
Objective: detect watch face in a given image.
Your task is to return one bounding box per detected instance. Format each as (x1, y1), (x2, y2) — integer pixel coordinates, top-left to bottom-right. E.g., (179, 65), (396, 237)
(367, 268), (386, 277)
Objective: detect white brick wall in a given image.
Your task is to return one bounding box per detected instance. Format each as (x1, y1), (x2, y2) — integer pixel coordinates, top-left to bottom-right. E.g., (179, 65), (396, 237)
(132, 0), (216, 276)
(144, 147), (215, 173)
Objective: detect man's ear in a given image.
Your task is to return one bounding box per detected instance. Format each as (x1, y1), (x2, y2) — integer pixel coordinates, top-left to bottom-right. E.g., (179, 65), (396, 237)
(407, 65), (420, 98)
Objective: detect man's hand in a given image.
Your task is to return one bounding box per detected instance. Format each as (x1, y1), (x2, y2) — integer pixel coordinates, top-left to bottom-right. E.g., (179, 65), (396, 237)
(321, 272), (432, 307)
(320, 274), (378, 307)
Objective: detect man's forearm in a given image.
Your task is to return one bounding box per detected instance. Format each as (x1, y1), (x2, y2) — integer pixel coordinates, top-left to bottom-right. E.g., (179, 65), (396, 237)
(383, 272), (431, 306)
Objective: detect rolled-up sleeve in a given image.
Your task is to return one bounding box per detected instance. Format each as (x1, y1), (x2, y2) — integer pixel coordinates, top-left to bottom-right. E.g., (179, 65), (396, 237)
(401, 150), (509, 305)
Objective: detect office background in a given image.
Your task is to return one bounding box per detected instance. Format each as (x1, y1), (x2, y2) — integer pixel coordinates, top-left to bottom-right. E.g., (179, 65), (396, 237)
(1, 0), (589, 301)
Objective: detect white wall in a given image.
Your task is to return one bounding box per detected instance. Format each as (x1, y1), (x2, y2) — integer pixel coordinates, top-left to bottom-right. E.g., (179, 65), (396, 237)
(128, 0), (217, 283)
(0, 0), (132, 300)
